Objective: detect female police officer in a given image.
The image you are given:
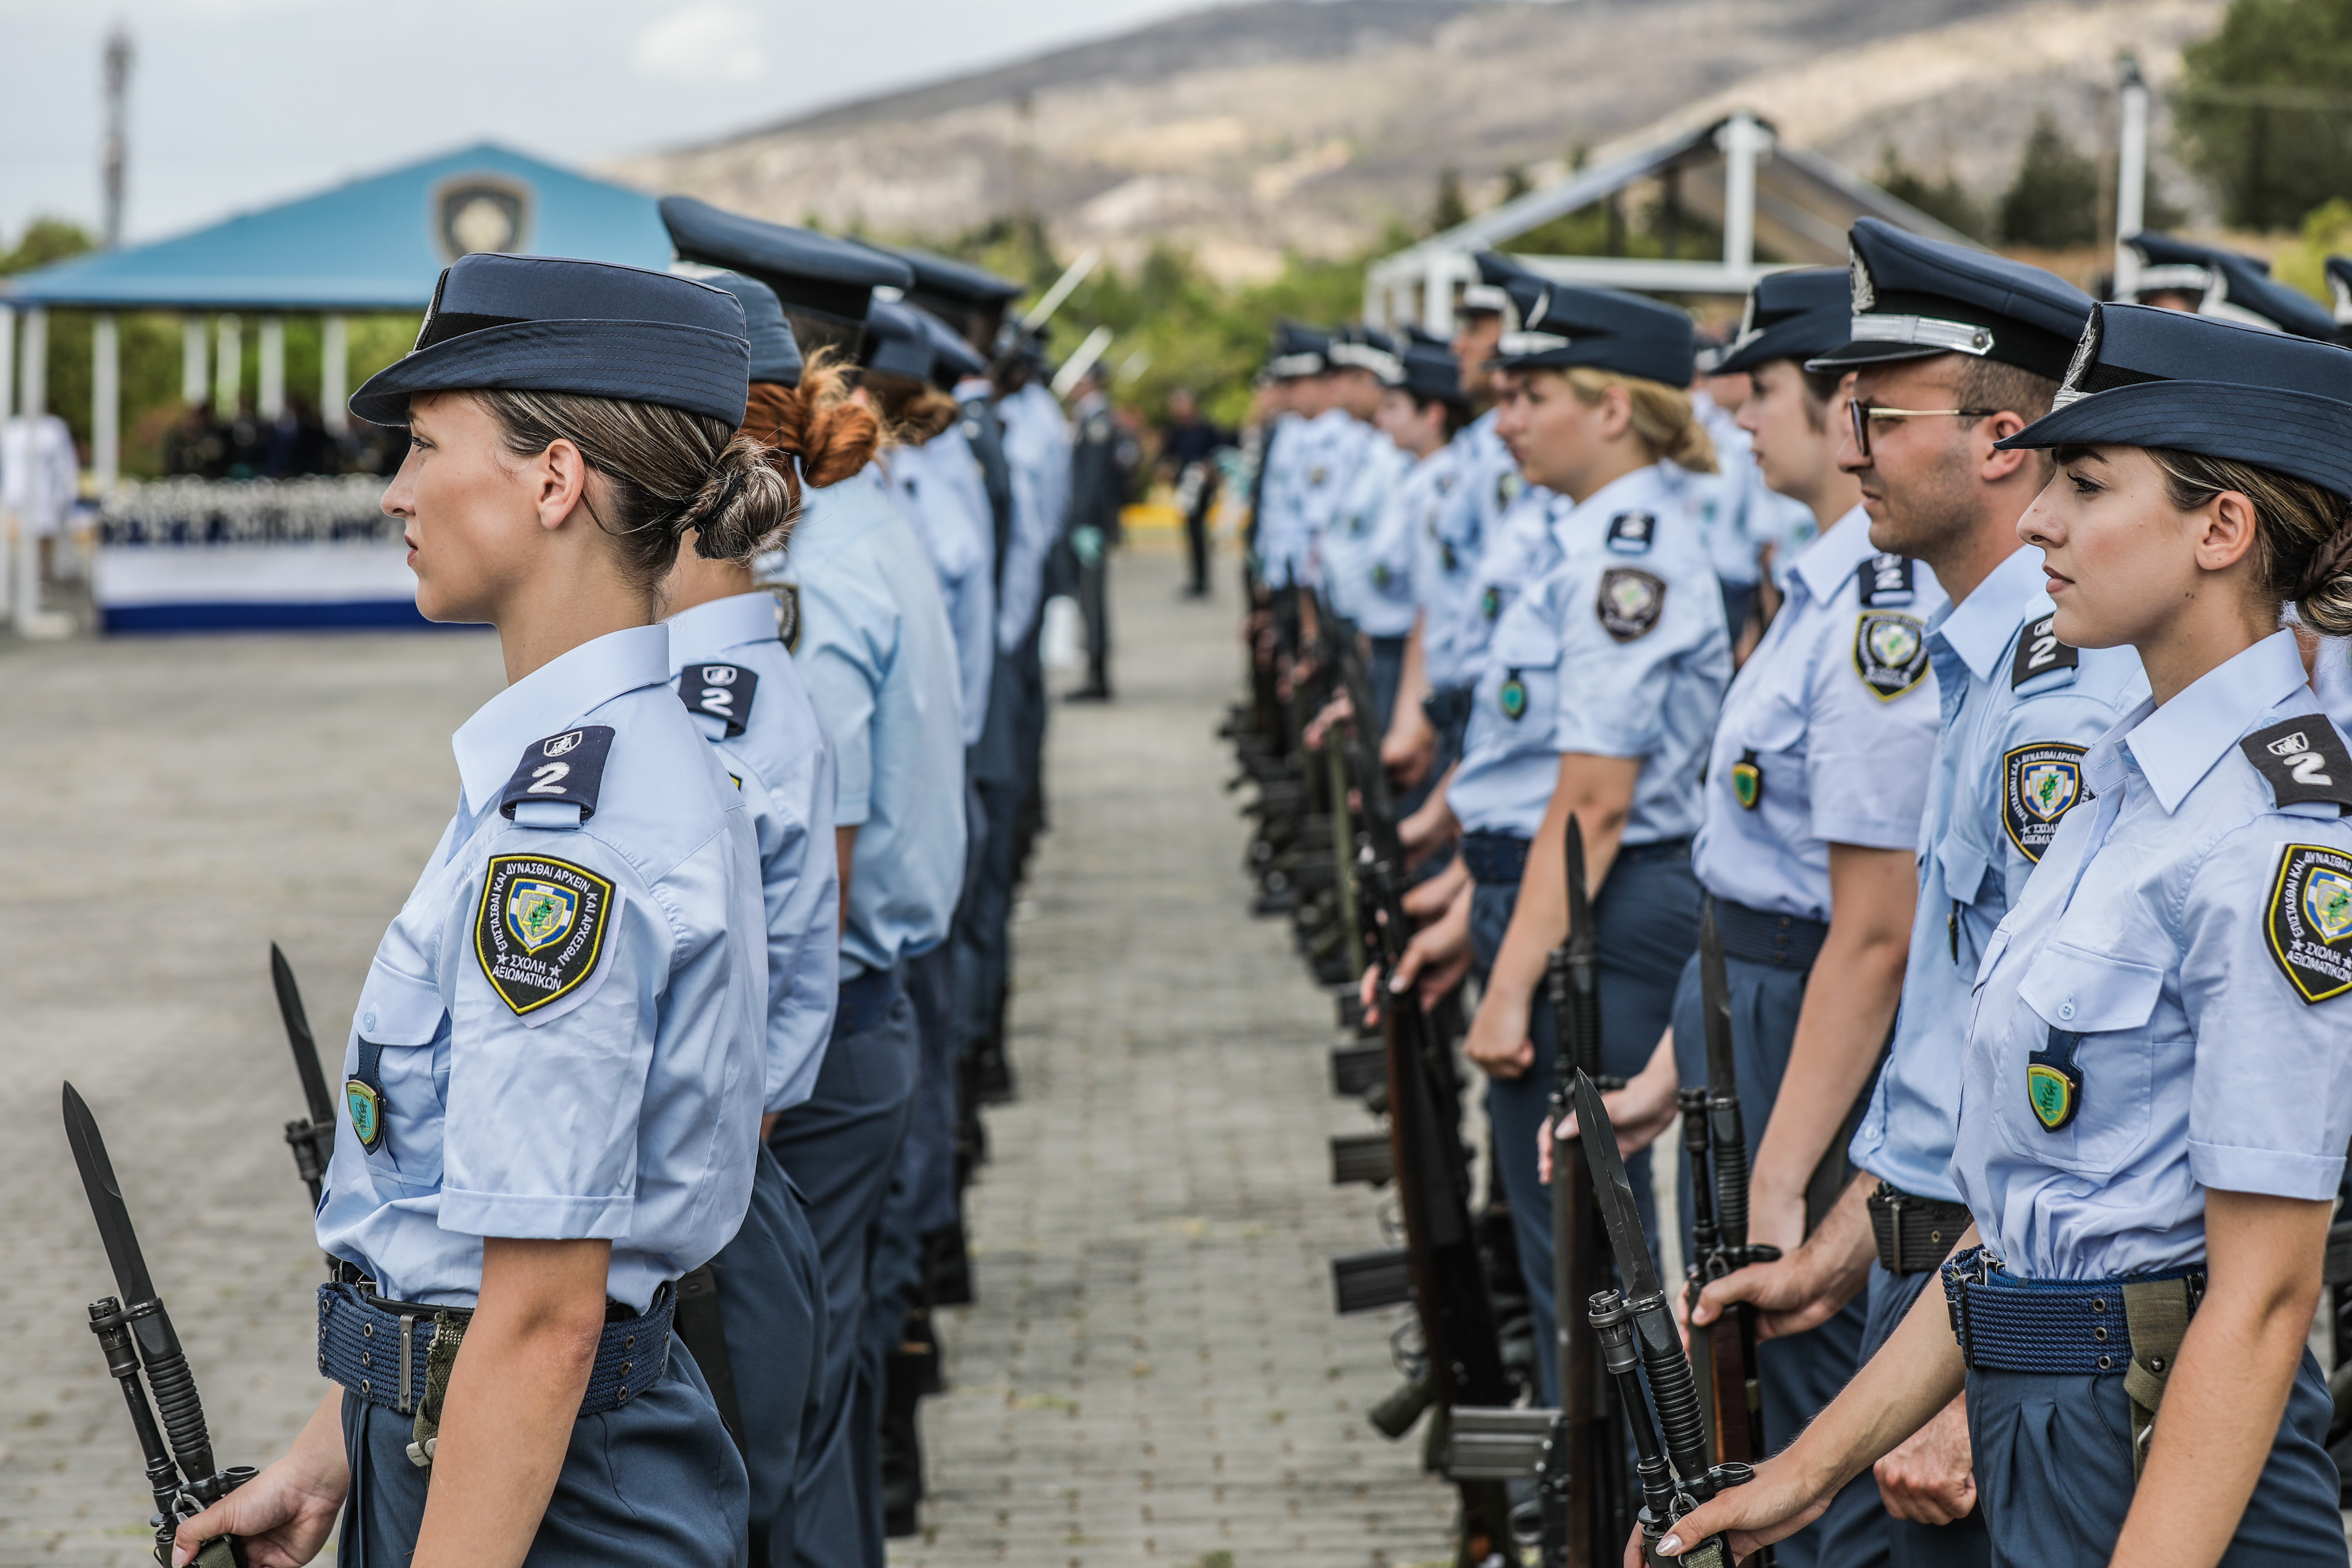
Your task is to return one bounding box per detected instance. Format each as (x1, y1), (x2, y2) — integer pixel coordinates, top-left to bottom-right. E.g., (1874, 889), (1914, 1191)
(172, 253), (782, 1567)
(663, 272), (844, 1567)
(1422, 275), (1732, 1405)
(1655, 304), (2352, 1568)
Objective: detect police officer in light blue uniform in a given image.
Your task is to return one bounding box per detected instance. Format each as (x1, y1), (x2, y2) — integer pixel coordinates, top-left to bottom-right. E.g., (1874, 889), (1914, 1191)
(663, 271), (840, 1568)
(1342, 335), (1462, 737)
(1636, 266), (1947, 1568)
(1671, 303), (2352, 1568)
(657, 193), (960, 1568)
(177, 253), (774, 1568)
(1690, 222), (2142, 1568)
(1251, 323), (1336, 589)
(1440, 274), (1731, 1405)
(1318, 325), (1412, 713)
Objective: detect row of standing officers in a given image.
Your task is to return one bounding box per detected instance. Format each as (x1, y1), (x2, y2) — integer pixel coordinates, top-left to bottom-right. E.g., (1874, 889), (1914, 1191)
(1249, 222), (2352, 1568)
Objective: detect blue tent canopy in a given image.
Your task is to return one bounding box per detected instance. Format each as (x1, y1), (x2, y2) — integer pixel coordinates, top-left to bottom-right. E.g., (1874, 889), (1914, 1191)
(4, 142), (669, 312)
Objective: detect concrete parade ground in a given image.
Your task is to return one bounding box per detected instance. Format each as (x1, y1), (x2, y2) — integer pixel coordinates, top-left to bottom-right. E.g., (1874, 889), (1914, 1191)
(0, 538), (1455, 1567)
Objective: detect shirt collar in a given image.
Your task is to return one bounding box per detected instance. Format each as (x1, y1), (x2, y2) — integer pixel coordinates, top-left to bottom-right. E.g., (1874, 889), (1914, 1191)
(1927, 544), (2050, 681)
(666, 590), (781, 667)
(1567, 463), (1663, 524)
(1788, 504), (1876, 604)
(451, 624), (671, 817)
(2115, 628), (2311, 813)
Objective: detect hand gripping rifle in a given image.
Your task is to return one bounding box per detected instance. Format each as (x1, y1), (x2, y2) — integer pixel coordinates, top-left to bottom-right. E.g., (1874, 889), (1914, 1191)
(270, 943), (338, 1211)
(1536, 815), (1629, 1567)
(65, 1084), (254, 1567)
(1683, 903), (1779, 1481)
(1338, 635), (1518, 1566)
(1573, 1071), (1757, 1568)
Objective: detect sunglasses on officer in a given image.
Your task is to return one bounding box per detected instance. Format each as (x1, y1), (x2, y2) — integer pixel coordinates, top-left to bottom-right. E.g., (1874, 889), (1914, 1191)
(1846, 400), (2000, 459)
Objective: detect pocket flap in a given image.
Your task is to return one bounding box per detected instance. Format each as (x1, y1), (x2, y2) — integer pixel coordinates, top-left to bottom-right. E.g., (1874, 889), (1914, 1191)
(2017, 943), (2162, 1033)
(355, 962), (446, 1045)
(1491, 611), (1561, 667)
(1744, 694), (1806, 755)
(1937, 836), (1990, 905)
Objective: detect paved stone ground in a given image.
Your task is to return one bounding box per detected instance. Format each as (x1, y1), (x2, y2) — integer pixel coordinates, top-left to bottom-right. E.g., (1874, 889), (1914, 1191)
(893, 541), (1454, 1567)
(0, 539), (1453, 1566)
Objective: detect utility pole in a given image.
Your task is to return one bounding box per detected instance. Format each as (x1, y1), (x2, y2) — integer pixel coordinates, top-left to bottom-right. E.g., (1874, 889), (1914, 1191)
(103, 24), (133, 248)
(2113, 54), (2149, 299)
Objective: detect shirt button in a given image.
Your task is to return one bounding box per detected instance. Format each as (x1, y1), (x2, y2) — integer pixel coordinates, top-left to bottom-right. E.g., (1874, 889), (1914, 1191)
(363, 1011), (377, 1031)
(2057, 1001), (2076, 1021)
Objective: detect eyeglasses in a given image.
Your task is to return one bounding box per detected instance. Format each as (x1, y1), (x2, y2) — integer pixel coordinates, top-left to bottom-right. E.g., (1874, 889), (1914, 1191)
(1846, 402), (2000, 459)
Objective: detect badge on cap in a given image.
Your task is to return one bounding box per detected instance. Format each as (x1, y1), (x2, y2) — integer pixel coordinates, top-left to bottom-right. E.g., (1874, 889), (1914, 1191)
(1499, 670), (1528, 721)
(2026, 1028), (2083, 1131)
(1596, 568), (1666, 642)
(2010, 615), (2079, 688)
(2266, 843), (2352, 1004)
(2002, 742), (2089, 862)
(1732, 748), (1763, 810)
(1855, 611), (1929, 700)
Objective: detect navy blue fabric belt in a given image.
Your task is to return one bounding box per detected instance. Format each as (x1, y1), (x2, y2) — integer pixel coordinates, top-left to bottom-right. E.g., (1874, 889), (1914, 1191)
(1712, 895), (1830, 971)
(834, 966), (900, 1038)
(316, 1281), (674, 1417)
(1940, 1246), (2204, 1376)
(1461, 833), (1692, 887)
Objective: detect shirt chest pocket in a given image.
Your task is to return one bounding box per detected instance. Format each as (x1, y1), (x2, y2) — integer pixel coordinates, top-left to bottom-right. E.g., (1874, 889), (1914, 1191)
(1489, 611), (1561, 670)
(349, 961), (450, 1191)
(1996, 942), (2163, 1175)
(1740, 691), (1807, 761)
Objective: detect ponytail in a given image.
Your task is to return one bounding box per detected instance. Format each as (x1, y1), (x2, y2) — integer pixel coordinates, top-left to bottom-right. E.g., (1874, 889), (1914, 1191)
(1560, 366), (1717, 474)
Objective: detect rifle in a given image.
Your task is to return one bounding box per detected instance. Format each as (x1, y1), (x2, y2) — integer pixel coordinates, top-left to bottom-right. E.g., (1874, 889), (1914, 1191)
(64, 1083), (254, 1567)
(1684, 902), (1779, 1480)
(269, 943), (338, 1210)
(1333, 626), (1517, 1566)
(1573, 1071), (1757, 1568)
(1535, 815), (1629, 1567)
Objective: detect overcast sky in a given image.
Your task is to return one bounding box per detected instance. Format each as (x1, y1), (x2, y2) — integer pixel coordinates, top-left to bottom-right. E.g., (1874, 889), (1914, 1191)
(1, 0), (1217, 246)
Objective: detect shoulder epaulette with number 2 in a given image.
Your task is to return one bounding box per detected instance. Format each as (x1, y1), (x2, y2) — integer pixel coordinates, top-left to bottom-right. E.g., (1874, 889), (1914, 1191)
(1855, 553), (1916, 608)
(679, 663), (759, 737)
(499, 726), (615, 822)
(2241, 717), (2352, 814)
(2010, 614), (2079, 687)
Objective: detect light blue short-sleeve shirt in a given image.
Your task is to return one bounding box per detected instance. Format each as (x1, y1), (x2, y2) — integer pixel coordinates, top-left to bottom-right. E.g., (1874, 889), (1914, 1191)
(1416, 424), (1490, 693)
(315, 624), (768, 1312)
(1447, 463), (1730, 842)
(995, 382), (1069, 648)
(889, 430), (997, 747)
(667, 591), (841, 1116)
(1691, 509), (1946, 920)
(1320, 432), (1413, 633)
(1955, 631), (2352, 1278)
(784, 468), (967, 978)
(1848, 545), (2149, 1203)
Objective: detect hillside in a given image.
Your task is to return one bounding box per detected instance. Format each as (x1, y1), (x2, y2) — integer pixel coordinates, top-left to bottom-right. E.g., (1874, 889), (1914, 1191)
(607, 0), (2224, 281)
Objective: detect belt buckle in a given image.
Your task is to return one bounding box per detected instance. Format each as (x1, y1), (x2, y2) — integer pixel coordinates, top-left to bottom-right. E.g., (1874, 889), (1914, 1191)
(1887, 1192), (1906, 1270)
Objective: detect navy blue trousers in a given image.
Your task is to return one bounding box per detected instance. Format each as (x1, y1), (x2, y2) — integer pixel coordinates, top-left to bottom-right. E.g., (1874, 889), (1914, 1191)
(767, 973), (917, 1568)
(1469, 840), (1693, 1405)
(713, 1146), (826, 1567)
(1368, 633), (1407, 745)
(1970, 1352), (2346, 1568)
(1860, 1263), (1991, 1568)
(958, 654), (1025, 1062)
(337, 1332), (747, 1567)
(1669, 950), (1882, 1568)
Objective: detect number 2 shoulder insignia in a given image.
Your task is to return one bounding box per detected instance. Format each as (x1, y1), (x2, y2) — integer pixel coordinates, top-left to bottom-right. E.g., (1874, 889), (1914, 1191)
(678, 663), (759, 737)
(499, 726), (616, 822)
(2000, 741), (2090, 862)
(2240, 717), (2352, 815)
(1853, 610), (1929, 700)
(2010, 613), (2080, 688)
(475, 852), (620, 1017)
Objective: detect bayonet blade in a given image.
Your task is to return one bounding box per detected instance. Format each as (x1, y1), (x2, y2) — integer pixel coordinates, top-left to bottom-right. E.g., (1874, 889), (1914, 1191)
(63, 1083), (157, 1308)
(1572, 1069), (1663, 1301)
(1699, 903), (1737, 1104)
(1563, 813), (1593, 960)
(270, 943), (335, 1128)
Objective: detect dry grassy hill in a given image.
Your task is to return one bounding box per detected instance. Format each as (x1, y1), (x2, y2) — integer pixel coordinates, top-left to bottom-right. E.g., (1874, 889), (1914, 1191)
(609, 0), (2224, 280)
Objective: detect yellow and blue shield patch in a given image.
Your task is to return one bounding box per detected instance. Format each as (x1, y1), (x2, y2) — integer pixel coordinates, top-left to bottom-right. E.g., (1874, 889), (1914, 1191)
(505, 878), (577, 954)
(1853, 611), (1929, 700)
(2002, 742), (2091, 862)
(475, 854), (616, 1016)
(2268, 844), (2352, 1004)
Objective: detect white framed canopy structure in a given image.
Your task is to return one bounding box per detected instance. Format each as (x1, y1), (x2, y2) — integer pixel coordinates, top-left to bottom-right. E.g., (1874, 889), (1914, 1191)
(1366, 111), (1981, 332)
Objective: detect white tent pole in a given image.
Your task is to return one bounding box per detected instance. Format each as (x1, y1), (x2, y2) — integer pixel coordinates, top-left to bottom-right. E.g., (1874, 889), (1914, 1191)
(321, 313), (348, 434)
(2114, 55), (2150, 299)
(1424, 252), (1457, 336)
(1721, 111), (1760, 273)
(93, 313), (119, 491)
(18, 307), (48, 631)
(0, 305), (14, 619)
(258, 315), (285, 419)
(216, 313), (242, 410)
(182, 313), (207, 405)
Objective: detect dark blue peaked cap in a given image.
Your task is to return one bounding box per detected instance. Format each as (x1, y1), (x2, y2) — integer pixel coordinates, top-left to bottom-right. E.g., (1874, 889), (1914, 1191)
(1997, 302), (2352, 499)
(2129, 232), (2336, 340)
(1329, 323), (1405, 384)
(1398, 339), (1467, 406)
(349, 253), (749, 429)
(1715, 266), (1850, 376)
(862, 299), (935, 383)
(914, 309), (987, 388)
(700, 272), (803, 387)
(1486, 268), (1696, 386)
(1267, 320), (1330, 379)
(864, 242), (1024, 307)
(659, 195), (911, 328)
(1809, 218), (2093, 382)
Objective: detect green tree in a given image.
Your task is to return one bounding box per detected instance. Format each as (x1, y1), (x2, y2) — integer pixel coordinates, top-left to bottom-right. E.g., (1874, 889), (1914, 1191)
(1998, 112), (2102, 248)
(1874, 146), (1990, 241)
(1429, 169), (1468, 235)
(2177, 0), (2352, 230)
